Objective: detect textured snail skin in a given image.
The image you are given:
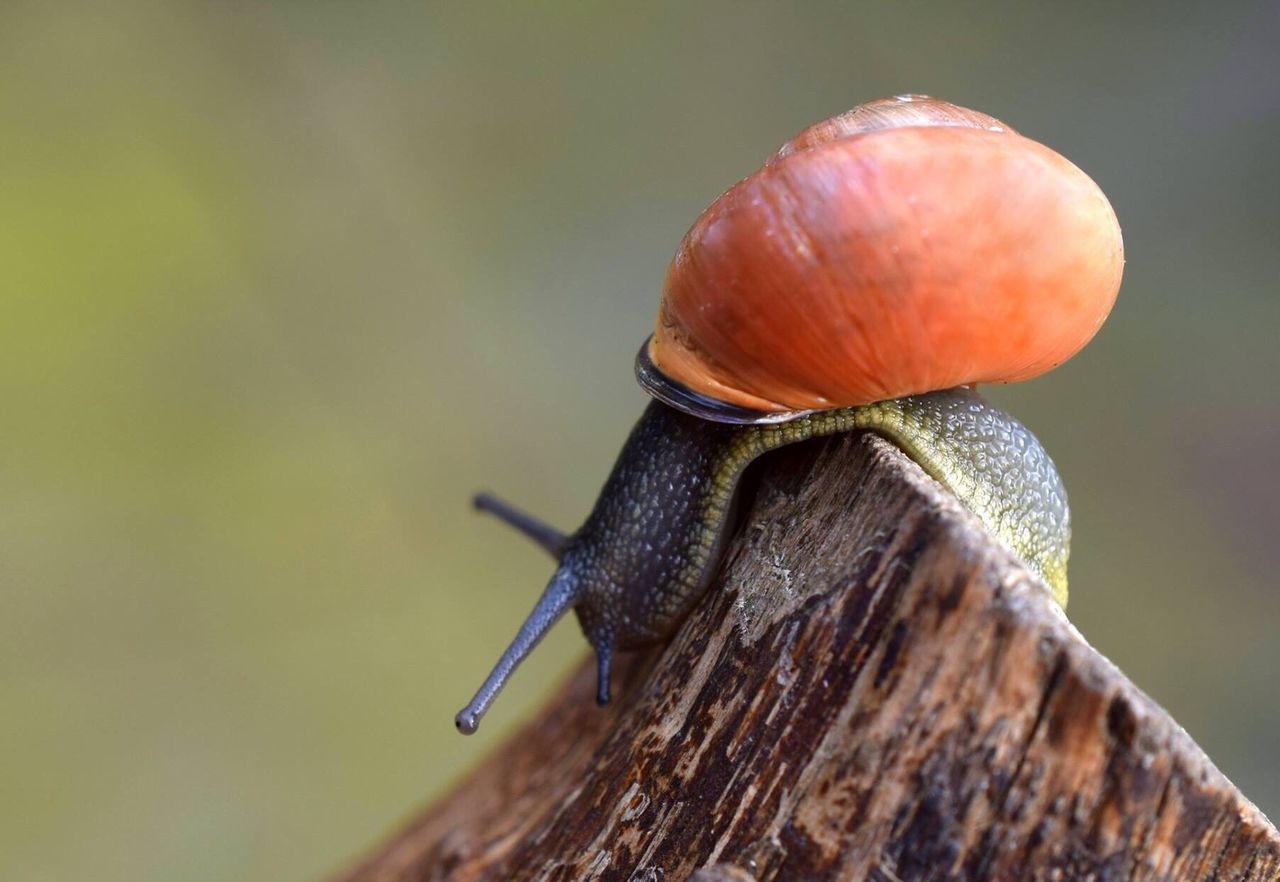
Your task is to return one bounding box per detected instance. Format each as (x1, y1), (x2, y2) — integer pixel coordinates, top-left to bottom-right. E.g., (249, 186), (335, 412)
(455, 388), (1068, 734)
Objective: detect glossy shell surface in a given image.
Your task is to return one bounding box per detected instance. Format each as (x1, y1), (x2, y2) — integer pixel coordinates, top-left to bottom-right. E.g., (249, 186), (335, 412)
(650, 96), (1124, 413)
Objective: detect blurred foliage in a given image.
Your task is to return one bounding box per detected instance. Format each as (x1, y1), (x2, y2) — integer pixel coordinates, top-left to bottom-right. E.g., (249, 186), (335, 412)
(2, 2), (1278, 880)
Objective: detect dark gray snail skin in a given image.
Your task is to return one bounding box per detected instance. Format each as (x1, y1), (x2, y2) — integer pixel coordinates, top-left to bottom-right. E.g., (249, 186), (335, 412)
(455, 385), (1070, 735)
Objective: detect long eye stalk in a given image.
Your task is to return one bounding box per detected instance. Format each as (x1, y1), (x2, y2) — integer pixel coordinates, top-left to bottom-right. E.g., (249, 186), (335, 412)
(455, 568), (579, 735)
(473, 492), (568, 559)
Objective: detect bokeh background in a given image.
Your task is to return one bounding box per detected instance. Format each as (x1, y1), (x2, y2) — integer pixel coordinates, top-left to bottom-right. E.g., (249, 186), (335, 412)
(4, 2), (1279, 880)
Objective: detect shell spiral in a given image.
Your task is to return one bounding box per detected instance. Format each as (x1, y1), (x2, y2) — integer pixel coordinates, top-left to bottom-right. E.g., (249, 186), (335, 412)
(650, 95), (1124, 413)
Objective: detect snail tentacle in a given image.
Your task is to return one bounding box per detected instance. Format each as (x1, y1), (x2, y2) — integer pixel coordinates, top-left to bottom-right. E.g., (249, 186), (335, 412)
(473, 491), (568, 559)
(454, 566), (580, 734)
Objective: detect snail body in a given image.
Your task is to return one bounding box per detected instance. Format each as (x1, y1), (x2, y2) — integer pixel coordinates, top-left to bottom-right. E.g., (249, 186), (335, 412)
(455, 96), (1121, 734)
(458, 387), (1067, 734)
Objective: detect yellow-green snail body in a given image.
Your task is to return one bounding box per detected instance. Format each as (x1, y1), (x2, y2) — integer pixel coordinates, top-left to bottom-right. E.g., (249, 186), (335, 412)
(456, 95), (1123, 734)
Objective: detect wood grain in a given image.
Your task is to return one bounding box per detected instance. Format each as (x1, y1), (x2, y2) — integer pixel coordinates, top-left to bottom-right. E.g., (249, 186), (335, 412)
(333, 432), (1280, 882)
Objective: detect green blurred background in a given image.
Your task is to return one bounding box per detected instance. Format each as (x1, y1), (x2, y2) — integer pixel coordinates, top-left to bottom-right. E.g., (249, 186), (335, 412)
(3, 2), (1278, 879)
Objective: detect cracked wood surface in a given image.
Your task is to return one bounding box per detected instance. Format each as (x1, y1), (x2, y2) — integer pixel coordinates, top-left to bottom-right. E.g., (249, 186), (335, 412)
(334, 432), (1280, 882)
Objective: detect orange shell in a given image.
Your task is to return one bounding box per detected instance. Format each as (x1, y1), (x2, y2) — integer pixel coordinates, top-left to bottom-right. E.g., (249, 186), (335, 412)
(650, 96), (1124, 412)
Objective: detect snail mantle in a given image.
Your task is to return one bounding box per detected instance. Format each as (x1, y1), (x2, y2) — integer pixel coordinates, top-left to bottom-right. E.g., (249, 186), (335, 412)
(334, 433), (1279, 882)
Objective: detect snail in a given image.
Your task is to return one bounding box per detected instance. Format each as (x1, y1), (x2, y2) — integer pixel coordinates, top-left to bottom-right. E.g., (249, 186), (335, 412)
(456, 95), (1123, 735)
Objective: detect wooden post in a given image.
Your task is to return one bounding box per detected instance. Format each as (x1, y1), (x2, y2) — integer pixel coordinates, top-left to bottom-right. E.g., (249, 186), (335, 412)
(333, 433), (1280, 882)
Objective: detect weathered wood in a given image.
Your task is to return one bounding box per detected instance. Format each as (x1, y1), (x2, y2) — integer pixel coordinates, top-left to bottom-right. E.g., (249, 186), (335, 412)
(334, 433), (1280, 882)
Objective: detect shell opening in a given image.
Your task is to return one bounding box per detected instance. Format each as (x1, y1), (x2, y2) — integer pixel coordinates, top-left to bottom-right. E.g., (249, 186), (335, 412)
(635, 337), (813, 425)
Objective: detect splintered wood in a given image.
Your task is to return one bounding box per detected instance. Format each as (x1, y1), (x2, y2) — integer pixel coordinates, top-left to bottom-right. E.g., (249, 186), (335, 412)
(334, 433), (1280, 882)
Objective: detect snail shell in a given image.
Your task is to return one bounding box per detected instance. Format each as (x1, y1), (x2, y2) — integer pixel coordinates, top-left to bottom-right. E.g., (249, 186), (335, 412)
(649, 95), (1124, 414)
